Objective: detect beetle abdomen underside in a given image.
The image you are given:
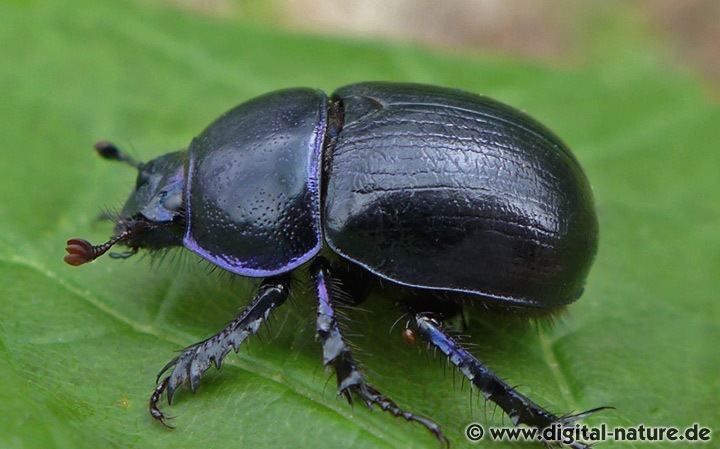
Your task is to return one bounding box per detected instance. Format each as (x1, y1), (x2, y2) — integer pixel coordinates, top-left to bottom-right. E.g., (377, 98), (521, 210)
(323, 83), (597, 307)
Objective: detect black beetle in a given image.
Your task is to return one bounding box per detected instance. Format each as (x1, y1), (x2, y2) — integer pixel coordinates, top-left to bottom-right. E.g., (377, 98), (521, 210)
(65, 82), (602, 448)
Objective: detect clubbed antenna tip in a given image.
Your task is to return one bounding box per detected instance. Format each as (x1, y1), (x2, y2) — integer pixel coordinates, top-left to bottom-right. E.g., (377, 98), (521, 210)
(64, 224), (143, 266)
(94, 140), (142, 169)
(64, 238), (99, 266)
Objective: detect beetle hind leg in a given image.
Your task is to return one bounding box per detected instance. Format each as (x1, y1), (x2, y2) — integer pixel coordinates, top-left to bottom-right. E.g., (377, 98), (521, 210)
(310, 258), (447, 447)
(413, 312), (606, 449)
(149, 275), (291, 425)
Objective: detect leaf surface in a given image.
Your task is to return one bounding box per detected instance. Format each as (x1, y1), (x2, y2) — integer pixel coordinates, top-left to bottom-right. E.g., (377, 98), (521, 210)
(1, 1), (718, 448)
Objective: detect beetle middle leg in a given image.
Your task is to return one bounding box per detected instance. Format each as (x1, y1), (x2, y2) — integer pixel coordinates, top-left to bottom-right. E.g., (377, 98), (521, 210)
(412, 312), (606, 449)
(149, 275), (291, 426)
(310, 257), (447, 447)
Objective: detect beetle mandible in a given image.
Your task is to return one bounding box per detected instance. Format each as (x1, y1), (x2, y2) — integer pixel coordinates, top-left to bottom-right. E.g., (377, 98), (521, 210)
(65, 82), (603, 448)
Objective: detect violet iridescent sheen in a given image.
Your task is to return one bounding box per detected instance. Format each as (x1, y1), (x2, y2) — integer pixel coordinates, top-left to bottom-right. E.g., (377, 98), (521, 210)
(183, 89), (327, 276)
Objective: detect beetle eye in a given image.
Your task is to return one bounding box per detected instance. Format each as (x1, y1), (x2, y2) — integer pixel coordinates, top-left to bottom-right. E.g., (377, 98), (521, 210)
(163, 191), (183, 212)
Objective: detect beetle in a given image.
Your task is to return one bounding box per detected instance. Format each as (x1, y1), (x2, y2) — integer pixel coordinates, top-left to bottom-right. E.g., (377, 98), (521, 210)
(65, 82), (602, 448)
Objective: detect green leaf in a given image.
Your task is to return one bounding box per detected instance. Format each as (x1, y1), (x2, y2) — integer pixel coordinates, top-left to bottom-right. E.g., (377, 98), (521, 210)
(1, 1), (718, 448)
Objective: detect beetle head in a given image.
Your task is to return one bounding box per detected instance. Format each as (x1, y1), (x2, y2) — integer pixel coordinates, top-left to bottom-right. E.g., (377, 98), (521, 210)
(64, 142), (187, 266)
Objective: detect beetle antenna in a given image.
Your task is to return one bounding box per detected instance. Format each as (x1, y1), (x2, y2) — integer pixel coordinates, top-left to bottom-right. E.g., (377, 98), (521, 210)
(94, 140), (143, 169)
(64, 223), (146, 266)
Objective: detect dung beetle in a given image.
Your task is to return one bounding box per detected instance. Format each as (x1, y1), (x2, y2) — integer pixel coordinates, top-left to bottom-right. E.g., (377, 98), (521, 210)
(65, 82), (602, 448)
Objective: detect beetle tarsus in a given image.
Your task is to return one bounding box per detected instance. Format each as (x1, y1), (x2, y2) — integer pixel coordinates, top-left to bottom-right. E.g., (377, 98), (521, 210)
(350, 383), (448, 448)
(312, 258), (447, 447)
(149, 377), (175, 428)
(558, 406), (614, 425)
(148, 277), (290, 422)
(413, 313), (604, 449)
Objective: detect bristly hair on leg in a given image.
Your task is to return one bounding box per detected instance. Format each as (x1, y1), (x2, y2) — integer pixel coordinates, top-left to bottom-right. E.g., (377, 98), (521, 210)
(310, 258), (447, 447)
(149, 276), (291, 425)
(413, 313), (607, 449)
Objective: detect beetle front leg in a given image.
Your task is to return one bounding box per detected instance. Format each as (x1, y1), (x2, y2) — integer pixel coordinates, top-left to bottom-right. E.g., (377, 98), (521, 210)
(413, 313), (606, 449)
(149, 275), (290, 426)
(311, 258), (447, 447)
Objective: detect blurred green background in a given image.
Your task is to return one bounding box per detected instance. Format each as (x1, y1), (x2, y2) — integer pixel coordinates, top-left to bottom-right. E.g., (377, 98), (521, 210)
(1, 1), (718, 448)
